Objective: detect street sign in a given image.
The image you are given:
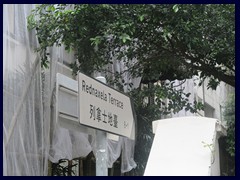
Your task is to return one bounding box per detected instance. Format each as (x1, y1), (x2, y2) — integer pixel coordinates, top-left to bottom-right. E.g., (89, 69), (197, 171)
(78, 72), (135, 139)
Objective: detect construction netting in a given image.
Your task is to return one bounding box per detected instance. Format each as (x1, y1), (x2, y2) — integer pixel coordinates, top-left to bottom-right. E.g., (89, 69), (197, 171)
(3, 4), (138, 176)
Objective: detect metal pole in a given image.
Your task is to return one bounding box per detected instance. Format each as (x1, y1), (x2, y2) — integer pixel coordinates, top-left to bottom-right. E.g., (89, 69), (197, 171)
(95, 76), (108, 176)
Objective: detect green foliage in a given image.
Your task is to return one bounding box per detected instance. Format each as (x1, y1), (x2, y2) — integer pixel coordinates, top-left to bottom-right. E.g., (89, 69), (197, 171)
(130, 82), (203, 116)
(220, 94), (235, 176)
(28, 4), (235, 87)
(173, 4), (179, 13)
(224, 94), (235, 157)
(119, 33), (131, 43)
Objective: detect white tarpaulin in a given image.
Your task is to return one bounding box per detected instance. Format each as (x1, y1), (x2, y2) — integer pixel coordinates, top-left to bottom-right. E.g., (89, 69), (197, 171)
(144, 116), (226, 176)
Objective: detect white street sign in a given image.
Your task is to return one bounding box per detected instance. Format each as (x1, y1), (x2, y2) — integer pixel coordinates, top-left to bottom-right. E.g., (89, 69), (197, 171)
(78, 72), (135, 138)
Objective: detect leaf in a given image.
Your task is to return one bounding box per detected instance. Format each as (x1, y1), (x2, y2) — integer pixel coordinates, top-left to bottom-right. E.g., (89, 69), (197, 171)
(173, 4), (179, 13)
(47, 5), (55, 12)
(51, 6), (55, 12)
(120, 33), (131, 43)
(90, 36), (102, 46)
(139, 14), (145, 22)
(27, 14), (35, 29)
(41, 60), (49, 69)
(207, 78), (220, 90)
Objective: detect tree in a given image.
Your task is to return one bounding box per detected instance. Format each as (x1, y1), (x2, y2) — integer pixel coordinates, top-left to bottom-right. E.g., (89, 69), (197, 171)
(221, 94), (235, 175)
(28, 4), (234, 175)
(224, 94), (235, 158)
(28, 4), (235, 89)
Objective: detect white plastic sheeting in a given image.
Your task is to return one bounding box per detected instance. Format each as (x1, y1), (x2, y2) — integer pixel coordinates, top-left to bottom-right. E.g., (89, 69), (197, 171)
(46, 56), (93, 163)
(3, 4), (47, 175)
(3, 4), (137, 176)
(144, 116), (225, 176)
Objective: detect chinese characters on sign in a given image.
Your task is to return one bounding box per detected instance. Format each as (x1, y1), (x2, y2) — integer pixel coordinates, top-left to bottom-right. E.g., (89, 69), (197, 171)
(90, 104), (118, 128)
(78, 72), (135, 139)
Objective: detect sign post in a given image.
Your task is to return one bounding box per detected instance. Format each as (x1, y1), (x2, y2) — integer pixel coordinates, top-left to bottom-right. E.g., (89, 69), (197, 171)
(56, 72), (136, 176)
(95, 76), (108, 176)
(78, 72), (135, 139)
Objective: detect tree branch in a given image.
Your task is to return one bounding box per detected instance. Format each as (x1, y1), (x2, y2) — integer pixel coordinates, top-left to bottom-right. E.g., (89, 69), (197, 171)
(183, 59), (235, 87)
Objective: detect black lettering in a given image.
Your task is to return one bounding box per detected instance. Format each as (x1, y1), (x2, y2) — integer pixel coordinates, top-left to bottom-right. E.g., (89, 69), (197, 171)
(95, 89), (98, 97)
(89, 84), (92, 94)
(82, 80), (86, 91)
(108, 93), (111, 103)
(86, 84), (89, 93)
